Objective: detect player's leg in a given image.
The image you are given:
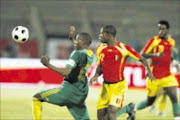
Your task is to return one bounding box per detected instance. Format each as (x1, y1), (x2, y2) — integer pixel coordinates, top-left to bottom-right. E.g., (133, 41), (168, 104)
(157, 93), (167, 116)
(117, 103), (135, 119)
(164, 87), (180, 117)
(136, 78), (158, 111)
(32, 86), (69, 120)
(32, 93), (44, 120)
(97, 83), (109, 120)
(107, 105), (119, 120)
(68, 102), (90, 120)
(136, 96), (156, 110)
(97, 108), (108, 120)
(108, 80), (133, 119)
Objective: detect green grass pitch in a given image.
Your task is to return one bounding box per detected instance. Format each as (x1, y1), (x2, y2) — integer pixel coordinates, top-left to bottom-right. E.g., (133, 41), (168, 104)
(1, 86), (179, 120)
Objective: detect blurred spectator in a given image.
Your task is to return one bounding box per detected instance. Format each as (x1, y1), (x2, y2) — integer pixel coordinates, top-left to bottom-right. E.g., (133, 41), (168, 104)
(2, 42), (17, 58)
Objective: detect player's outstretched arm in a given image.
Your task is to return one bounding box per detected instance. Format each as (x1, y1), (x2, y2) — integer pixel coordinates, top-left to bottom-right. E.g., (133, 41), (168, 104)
(40, 55), (72, 76)
(139, 57), (155, 80)
(140, 52), (164, 59)
(89, 65), (102, 85)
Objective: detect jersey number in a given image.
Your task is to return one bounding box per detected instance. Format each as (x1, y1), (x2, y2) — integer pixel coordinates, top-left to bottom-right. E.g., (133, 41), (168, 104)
(100, 54), (105, 61)
(153, 45), (164, 53)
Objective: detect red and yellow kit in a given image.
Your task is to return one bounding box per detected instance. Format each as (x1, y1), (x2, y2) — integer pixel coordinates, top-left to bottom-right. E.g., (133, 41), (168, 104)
(97, 41), (142, 83)
(141, 36), (175, 79)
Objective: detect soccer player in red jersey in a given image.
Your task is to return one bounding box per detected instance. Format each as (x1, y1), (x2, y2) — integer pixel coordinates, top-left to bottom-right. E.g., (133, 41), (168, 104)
(135, 20), (180, 120)
(89, 25), (155, 120)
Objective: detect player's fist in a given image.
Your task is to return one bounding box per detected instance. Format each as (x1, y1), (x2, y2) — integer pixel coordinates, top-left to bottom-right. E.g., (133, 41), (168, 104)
(89, 76), (98, 85)
(70, 26), (75, 32)
(69, 26), (76, 40)
(146, 72), (156, 81)
(41, 56), (50, 66)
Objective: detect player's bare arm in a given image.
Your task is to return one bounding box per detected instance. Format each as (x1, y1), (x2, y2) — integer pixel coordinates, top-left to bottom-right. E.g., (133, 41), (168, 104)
(139, 57), (155, 80)
(140, 52), (164, 59)
(89, 65), (103, 85)
(41, 55), (72, 76)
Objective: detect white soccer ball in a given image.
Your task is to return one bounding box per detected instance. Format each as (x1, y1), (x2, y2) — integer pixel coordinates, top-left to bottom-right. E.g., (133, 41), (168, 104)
(12, 26), (29, 43)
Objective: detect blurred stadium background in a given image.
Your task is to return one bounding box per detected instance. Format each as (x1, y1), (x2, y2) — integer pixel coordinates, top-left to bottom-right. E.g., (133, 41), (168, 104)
(0, 0), (180, 120)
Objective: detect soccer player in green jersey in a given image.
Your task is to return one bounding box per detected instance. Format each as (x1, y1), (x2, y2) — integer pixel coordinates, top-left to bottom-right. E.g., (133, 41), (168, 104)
(32, 26), (94, 120)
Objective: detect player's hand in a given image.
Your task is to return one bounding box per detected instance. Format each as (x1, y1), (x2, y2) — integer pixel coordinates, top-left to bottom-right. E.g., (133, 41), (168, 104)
(89, 76), (98, 85)
(40, 56), (50, 66)
(69, 26), (75, 40)
(156, 52), (164, 57)
(146, 73), (156, 81)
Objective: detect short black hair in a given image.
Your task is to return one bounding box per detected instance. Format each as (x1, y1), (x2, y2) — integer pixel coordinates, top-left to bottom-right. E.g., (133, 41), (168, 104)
(103, 25), (116, 37)
(79, 32), (92, 46)
(158, 20), (170, 29)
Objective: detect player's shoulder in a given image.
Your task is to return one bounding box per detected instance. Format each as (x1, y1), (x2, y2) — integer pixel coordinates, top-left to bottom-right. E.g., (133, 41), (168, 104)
(96, 43), (107, 53)
(70, 50), (82, 56)
(97, 43), (107, 50)
(117, 42), (134, 52)
(120, 42), (132, 50)
(167, 37), (175, 46)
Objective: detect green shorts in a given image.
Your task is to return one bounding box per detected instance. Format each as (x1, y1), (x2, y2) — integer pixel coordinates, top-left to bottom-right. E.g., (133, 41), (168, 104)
(40, 81), (90, 120)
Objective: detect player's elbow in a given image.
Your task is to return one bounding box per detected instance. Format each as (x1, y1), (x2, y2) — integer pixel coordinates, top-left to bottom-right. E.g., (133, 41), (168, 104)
(61, 68), (72, 76)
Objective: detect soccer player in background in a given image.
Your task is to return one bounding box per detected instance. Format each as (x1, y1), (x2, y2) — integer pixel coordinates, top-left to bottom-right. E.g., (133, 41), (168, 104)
(149, 47), (180, 116)
(135, 20), (180, 120)
(32, 26), (94, 120)
(89, 25), (155, 120)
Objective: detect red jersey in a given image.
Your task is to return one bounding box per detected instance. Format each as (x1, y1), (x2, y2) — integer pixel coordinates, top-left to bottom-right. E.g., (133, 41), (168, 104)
(97, 42), (141, 82)
(141, 36), (175, 79)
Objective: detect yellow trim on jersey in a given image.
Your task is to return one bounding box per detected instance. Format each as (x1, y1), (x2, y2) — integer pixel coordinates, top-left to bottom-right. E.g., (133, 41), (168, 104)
(115, 43), (128, 80)
(85, 49), (93, 56)
(167, 37), (175, 47)
(115, 43), (140, 60)
(145, 36), (162, 54)
(41, 89), (60, 98)
(96, 44), (107, 65)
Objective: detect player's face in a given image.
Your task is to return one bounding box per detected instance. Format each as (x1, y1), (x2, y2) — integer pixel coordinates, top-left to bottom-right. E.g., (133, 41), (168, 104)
(99, 28), (109, 43)
(73, 34), (83, 50)
(158, 24), (168, 38)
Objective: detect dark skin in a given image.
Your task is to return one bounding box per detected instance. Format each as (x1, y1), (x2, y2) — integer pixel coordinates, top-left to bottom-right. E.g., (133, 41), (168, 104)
(89, 28), (155, 120)
(141, 23), (178, 108)
(33, 26), (89, 100)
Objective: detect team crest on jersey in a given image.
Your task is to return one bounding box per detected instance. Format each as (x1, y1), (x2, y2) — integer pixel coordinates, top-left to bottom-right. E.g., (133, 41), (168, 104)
(115, 55), (119, 61)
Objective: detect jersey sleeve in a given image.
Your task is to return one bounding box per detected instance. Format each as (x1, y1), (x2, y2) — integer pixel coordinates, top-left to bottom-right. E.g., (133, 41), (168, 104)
(168, 38), (175, 47)
(96, 44), (107, 65)
(125, 45), (142, 60)
(66, 51), (80, 68)
(141, 38), (154, 54)
(96, 45), (101, 65)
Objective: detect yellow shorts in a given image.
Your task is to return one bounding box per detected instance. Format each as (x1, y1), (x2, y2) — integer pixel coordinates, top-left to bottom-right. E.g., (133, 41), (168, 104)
(147, 74), (179, 97)
(97, 79), (128, 110)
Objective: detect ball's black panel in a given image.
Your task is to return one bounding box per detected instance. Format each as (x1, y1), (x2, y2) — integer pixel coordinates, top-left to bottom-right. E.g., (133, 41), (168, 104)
(15, 27), (18, 31)
(22, 30), (25, 34)
(14, 35), (18, 40)
(22, 38), (26, 42)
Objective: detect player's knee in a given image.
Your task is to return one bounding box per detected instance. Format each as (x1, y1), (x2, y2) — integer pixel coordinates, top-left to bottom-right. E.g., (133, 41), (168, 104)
(147, 101), (153, 106)
(108, 105), (119, 114)
(147, 96), (156, 106)
(97, 109), (107, 119)
(32, 93), (44, 102)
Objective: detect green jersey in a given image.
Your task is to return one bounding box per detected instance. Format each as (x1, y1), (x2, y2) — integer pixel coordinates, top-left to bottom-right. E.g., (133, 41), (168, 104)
(65, 49), (94, 89)
(40, 49), (93, 120)
(172, 48), (179, 62)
